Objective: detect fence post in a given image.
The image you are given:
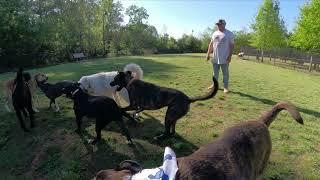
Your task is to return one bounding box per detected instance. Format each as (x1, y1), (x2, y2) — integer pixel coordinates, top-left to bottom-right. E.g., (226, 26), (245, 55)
(309, 56), (313, 72)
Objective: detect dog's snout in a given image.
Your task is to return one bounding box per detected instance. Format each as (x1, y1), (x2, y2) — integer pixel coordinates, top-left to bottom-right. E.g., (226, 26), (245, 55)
(110, 81), (115, 86)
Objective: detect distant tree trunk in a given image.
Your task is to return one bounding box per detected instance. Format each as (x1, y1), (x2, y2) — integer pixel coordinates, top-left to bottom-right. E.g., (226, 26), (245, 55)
(260, 48), (264, 62)
(269, 53), (272, 61)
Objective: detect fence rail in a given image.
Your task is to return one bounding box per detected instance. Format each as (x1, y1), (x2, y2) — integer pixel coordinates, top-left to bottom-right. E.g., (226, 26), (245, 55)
(239, 46), (320, 72)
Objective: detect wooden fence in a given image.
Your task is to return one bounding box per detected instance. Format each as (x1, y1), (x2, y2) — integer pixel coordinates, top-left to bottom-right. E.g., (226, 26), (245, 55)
(239, 46), (320, 72)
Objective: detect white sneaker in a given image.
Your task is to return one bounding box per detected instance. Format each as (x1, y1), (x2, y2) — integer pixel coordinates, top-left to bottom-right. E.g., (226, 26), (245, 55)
(224, 88), (229, 93)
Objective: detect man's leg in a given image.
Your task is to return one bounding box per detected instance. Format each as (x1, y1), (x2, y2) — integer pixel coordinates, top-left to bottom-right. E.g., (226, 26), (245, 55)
(208, 63), (220, 89)
(221, 63), (229, 93)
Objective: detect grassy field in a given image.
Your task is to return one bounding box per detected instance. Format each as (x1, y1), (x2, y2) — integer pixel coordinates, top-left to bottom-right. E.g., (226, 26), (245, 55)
(0, 54), (319, 179)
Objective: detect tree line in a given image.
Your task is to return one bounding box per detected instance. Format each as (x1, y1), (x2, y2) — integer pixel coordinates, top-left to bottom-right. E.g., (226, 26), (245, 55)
(0, 0), (319, 68)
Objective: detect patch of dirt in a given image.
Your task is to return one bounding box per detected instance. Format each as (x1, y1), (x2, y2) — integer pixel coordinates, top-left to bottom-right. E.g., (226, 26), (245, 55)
(24, 129), (84, 179)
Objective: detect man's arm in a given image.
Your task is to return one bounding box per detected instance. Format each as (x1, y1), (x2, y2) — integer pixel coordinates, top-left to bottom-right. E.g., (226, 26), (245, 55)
(206, 40), (213, 61)
(227, 42), (234, 63)
(227, 33), (235, 63)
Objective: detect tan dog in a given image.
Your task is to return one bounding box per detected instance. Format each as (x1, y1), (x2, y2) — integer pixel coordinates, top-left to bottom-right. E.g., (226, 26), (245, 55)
(93, 102), (303, 180)
(3, 72), (42, 113)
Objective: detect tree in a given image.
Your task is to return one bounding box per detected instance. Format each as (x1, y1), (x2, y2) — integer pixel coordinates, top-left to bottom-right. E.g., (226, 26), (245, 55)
(177, 34), (201, 53)
(290, 0), (320, 53)
(200, 27), (214, 52)
(125, 5), (149, 24)
(250, 0), (287, 61)
(101, 0), (124, 55)
(233, 29), (252, 53)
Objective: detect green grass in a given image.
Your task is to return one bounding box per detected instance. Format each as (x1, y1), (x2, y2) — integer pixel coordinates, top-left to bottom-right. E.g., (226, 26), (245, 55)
(0, 54), (319, 179)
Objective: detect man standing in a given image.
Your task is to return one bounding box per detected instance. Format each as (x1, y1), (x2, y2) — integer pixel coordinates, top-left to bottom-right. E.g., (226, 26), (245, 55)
(206, 19), (234, 93)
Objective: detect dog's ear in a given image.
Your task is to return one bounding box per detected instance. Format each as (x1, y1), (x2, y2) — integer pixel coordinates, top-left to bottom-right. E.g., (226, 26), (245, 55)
(115, 160), (142, 174)
(75, 82), (81, 87)
(126, 71), (132, 76)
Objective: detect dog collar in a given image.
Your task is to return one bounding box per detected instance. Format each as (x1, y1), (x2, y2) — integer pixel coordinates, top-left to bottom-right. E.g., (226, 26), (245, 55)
(72, 88), (80, 96)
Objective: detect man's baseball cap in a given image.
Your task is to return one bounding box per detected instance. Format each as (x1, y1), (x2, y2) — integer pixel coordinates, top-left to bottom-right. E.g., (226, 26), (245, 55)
(215, 19), (226, 25)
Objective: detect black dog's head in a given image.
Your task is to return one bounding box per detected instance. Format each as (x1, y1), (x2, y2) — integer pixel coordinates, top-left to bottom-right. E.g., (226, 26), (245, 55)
(110, 71), (133, 91)
(62, 82), (81, 99)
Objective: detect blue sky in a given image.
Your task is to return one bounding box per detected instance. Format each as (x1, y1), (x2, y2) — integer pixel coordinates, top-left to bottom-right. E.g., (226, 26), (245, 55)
(119, 0), (307, 38)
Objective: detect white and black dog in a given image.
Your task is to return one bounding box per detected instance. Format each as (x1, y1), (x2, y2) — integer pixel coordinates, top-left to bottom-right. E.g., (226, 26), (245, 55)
(35, 73), (74, 112)
(78, 63), (143, 109)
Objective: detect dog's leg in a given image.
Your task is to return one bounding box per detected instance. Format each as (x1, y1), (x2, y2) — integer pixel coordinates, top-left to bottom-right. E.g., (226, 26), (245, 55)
(32, 95), (40, 112)
(49, 99), (53, 109)
(54, 99), (60, 112)
(4, 93), (12, 112)
(91, 119), (104, 145)
(26, 105), (35, 128)
(122, 111), (138, 126)
(4, 103), (11, 113)
(133, 108), (144, 120)
(171, 120), (177, 136)
(22, 108), (29, 118)
(117, 120), (133, 145)
(154, 104), (189, 141)
(14, 107), (29, 132)
(75, 114), (83, 133)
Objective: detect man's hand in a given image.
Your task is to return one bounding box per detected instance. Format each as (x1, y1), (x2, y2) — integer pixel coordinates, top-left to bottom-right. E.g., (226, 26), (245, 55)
(206, 54), (210, 61)
(227, 56), (232, 63)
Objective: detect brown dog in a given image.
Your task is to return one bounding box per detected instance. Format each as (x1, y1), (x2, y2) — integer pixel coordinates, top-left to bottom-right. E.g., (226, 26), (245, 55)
(93, 102), (303, 180)
(3, 72), (40, 113)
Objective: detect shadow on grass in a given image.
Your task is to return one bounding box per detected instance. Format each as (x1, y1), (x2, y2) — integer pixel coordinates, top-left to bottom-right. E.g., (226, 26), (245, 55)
(34, 57), (184, 82)
(230, 90), (320, 118)
(76, 110), (197, 176)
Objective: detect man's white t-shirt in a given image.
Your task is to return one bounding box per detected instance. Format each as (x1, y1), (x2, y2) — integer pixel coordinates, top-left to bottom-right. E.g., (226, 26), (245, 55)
(211, 29), (234, 64)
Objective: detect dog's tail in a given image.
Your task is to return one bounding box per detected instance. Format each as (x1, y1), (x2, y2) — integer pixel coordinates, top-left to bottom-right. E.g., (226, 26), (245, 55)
(261, 102), (303, 127)
(123, 63), (143, 80)
(189, 76), (218, 103)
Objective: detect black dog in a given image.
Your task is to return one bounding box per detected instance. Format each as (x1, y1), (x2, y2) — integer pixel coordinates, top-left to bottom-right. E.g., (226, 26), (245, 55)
(62, 82), (134, 145)
(35, 74), (74, 112)
(12, 68), (35, 132)
(110, 71), (219, 140)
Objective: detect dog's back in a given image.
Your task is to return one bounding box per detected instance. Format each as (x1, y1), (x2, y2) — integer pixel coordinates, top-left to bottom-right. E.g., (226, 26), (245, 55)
(128, 79), (189, 109)
(176, 102), (303, 180)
